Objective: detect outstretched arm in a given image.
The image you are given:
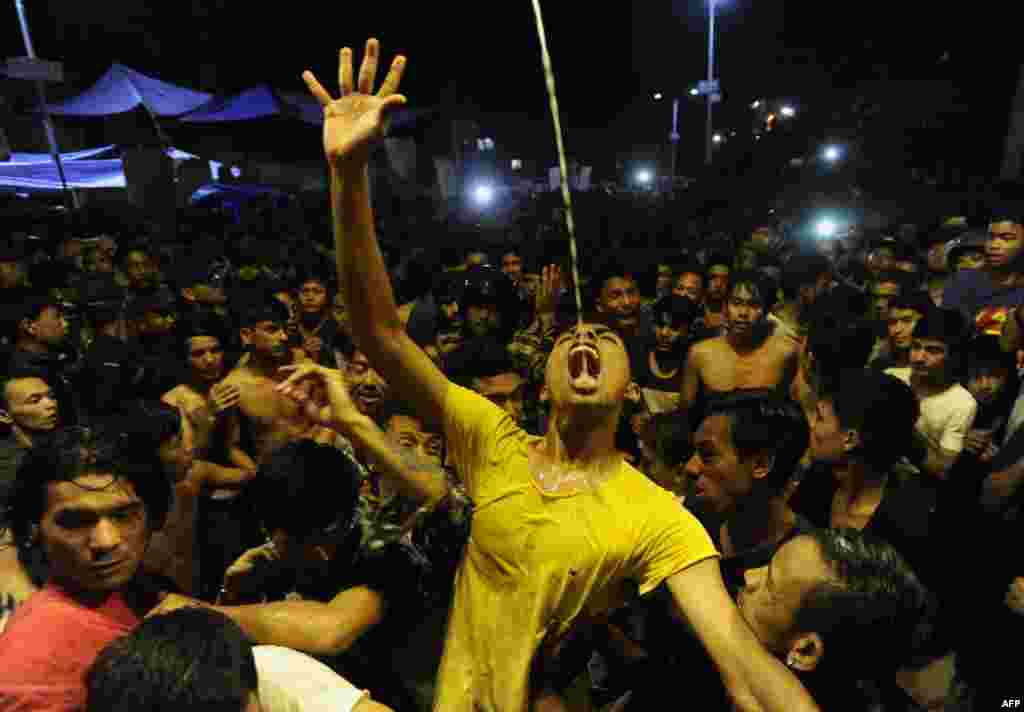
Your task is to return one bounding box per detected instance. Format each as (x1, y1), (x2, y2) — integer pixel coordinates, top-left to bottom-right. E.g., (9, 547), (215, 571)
(667, 559), (820, 712)
(304, 40), (449, 430)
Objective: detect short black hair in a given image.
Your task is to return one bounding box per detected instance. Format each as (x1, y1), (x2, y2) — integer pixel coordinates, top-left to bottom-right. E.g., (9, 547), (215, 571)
(85, 607), (258, 712)
(178, 311), (228, 359)
(0, 368), (50, 411)
(704, 251), (733, 272)
(673, 260), (705, 283)
(375, 397), (442, 434)
(250, 440), (361, 539)
(780, 254), (831, 301)
(829, 370), (919, 469)
(116, 401), (182, 447)
(650, 294), (699, 329)
(234, 292), (291, 329)
(4, 425), (172, 545)
(886, 292), (934, 318)
(794, 528), (938, 678)
(911, 307), (968, 351)
(989, 201), (1024, 226)
(728, 270), (778, 313)
(805, 310), (878, 397)
(446, 337), (519, 386)
(705, 393), (810, 492)
(590, 261), (636, 303)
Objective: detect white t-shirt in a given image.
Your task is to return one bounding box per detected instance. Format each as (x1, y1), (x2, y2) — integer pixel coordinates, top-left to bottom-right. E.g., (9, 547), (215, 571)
(885, 368), (978, 453)
(254, 645), (369, 712)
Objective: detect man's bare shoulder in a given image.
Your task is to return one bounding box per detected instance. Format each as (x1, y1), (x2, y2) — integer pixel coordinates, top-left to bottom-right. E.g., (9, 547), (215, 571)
(691, 336), (728, 357)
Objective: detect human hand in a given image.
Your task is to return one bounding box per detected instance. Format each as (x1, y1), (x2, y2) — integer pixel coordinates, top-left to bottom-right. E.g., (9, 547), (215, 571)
(303, 39), (408, 168)
(535, 264), (562, 319)
(210, 382), (241, 415)
(963, 430), (992, 456)
(1006, 576), (1024, 616)
(277, 363), (364, 429)
(223, 542), (279, 591)
(303, 336), (323, 361)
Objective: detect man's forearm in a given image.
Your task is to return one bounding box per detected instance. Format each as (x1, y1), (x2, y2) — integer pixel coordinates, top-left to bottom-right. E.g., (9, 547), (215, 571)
(331, 164), (402, 353)
(192, 460), (255, 490)
(338, 416), (449, 503)
(213, 585), (384, 657)
(227, 447), (258, 473)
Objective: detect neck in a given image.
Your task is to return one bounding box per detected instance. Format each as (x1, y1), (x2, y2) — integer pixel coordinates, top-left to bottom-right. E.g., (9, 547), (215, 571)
(726, 495), (795, 553)
(300, 312), (327, 330)
(833, 459), (886, 495)
(889, 345), (910, 365)
(11, 425), (34, 449)
(187, 375), (216, 395)
(246, 353), (287, 379)
(910, 372), (950, 396)
(726, 323), (769, 353)
(543, 408), (620, 466)
(652, 348), (682, 372)
(51, 577), (116, 608)
(15, 338), (48, 354)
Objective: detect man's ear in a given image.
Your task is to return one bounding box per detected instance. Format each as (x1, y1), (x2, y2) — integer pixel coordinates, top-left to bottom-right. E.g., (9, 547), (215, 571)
(843, 428), (862, 455)
(181, 287), (197, 303)
(786, 632), (824, 672)
(625, 381), (642, 403)
(750, 451), (775, 481)
(539, 384), (550, 403)
(239, 327), (252, 347)
(0, 409), (13, 428)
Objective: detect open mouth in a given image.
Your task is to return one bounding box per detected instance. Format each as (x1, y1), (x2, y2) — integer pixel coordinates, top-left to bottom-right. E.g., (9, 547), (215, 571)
(568, 344), (601, 391)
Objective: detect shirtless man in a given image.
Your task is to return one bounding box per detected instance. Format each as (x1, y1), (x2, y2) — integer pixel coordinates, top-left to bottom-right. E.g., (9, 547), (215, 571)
(221, 297), (333, 467)
(160, 313), (256, 495)
(682, 271), (798, 415)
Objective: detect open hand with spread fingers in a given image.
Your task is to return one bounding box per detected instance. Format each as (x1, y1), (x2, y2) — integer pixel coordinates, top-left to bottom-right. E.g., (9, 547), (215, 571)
(302, 38), (408, 167)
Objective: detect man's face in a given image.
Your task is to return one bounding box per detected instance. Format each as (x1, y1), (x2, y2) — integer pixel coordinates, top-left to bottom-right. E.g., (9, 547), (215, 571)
(520, 273), (541, 302)
(345, 350), (390, 416)
(545, 323), (631, 414)
(187, 335), (225, 382)
(737, 535), (836, 655)
(473, 371), (525, 423)
(140, 309), (177, 338)
(190, 283), (228, 306)
(725, 285), (765, 338)
(809, 398), (848, 464)
(927, 243), (949, 273)
(465, 303), (501, 338)
(386, 414), (444, 466)
(673, 273), (704, 303)
(887, 308), (923, 351)
(465, 252), (488, 269)
(2, 377), (59, 432)
(909, 337), (949, 383)
(0, 259), (24, 289)
(27, 306), (69, 347)
(655, 264), (674, 296)
(955, 249), (985, 271)
(242, 321), (290, 362)
(986, 221), (1024, 270)
(298, 280), (329, 316)
(501, 253), (523, 284)
(124, 251), (156, 289)
(654, 321), (686, 352)
(39, 474), (150, 595)
(685, 414), (757, 516)
(597, 276), (641, 332)
(928, 281), (945, 307)
(707, 266), (730, 302)
(967, 365), (1010, 406)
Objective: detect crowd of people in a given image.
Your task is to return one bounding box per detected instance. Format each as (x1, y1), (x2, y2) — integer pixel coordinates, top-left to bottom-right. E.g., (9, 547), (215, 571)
(1, 38), (1023, 711)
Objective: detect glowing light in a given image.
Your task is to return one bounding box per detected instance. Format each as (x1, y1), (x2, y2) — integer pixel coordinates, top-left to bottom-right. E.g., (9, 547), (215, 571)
(751, 100), (761, 109)
(472, 184), (495, 205)
(823, 145), (842, 162)
(712, 133), (724, 144)
(689, 88), (699, 96)
(635, 169), (653, 185)
(815, 218), (838, 239)
(780, 105), (796, 117)
(653, 92), (664, 100)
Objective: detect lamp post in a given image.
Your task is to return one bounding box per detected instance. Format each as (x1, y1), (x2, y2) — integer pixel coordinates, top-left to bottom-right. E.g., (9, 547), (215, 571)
(704, 0), (716, 166)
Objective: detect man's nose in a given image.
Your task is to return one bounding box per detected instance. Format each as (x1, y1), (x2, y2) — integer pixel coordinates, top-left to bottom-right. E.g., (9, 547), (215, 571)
(90, 518), (122, 553)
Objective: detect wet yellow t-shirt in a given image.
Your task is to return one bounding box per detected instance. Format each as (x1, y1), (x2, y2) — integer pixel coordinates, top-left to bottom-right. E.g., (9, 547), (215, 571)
(434, 385), (718, 711)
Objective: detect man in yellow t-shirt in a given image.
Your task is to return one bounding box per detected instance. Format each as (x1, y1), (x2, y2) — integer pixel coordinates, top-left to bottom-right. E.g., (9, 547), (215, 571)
(303, 37), (820, 712)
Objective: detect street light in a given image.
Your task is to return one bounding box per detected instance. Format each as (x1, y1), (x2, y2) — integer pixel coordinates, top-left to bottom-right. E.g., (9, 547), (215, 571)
(689, 87), (699, 96)
(653, 92), (663, 101)
(635, 168), (653, 185)
(704, 0), (719, 166)
(815, 218), (838, 239)
(751, 100), (761, 109)
(780, 105), (796, 118)
(823, 145), (842, 162)
(712, 133), (724, 144)
(471, 183), (495, 206)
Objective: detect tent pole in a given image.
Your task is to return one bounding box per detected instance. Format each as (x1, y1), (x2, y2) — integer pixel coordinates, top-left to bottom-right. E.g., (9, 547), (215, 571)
(14, 0), (78, 211)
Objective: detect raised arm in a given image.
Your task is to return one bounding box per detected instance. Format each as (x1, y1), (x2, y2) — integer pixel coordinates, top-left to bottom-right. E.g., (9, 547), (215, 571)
(667, 559), (820, 712)
(304, 40), (449, 429)
(680, 346), (702, 413)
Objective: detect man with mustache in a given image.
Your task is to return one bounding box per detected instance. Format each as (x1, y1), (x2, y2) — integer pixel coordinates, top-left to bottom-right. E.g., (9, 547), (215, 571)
(681, 271), (799, 419)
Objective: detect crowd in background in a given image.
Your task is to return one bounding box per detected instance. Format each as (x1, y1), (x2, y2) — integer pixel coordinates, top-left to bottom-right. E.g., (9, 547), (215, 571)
(2, 62), (1024, 709)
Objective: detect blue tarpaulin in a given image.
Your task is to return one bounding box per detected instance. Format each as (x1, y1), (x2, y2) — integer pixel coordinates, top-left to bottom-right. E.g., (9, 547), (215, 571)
(6, 145), (119, 163)
(47, 64), (212, 117)
(180, 85), (323, 126)
(0, 147), (206, 192)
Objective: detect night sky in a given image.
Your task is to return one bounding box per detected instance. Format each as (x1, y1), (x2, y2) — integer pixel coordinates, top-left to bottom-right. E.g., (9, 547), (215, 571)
(5, 1), (1018, 175)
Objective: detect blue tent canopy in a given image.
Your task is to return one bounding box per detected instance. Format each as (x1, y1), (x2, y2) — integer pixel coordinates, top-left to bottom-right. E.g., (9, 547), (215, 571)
(0, 159), (126, 191)
(6, 145), (119, 163)
(180, 84), (323, 125)
(47, 64), (212, 117)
